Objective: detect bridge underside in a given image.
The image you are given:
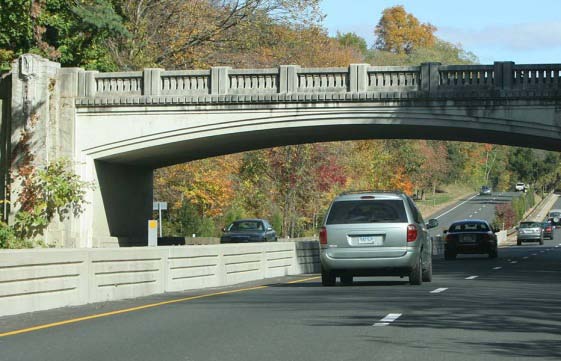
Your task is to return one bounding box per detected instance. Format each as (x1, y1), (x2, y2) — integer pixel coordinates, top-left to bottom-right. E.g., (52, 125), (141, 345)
(100, 122), (561, 168)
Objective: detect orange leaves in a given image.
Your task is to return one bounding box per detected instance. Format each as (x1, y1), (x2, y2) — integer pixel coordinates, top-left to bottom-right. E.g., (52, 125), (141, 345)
(374, 5), (436, 55)
(154, 155), (240, 218)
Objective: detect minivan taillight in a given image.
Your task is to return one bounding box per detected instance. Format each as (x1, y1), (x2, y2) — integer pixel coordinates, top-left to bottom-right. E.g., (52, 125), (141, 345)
(319, 227), (327, 244)
(407, 224), (418, 242)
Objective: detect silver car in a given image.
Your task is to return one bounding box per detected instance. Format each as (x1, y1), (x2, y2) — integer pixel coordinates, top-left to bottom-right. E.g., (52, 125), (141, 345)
(516, 221), (544, 245)
(319, 191), (439, 286)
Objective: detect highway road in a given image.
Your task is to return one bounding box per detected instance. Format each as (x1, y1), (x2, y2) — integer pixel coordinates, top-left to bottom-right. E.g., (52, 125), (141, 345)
(1, 192), (560, 361)
(428, 191), (521, 239)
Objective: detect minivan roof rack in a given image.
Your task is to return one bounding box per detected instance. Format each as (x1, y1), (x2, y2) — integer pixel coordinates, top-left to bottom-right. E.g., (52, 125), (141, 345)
(339, 190), (406, 196)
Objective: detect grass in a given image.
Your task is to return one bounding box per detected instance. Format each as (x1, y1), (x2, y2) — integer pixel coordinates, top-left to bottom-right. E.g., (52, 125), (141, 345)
(416, 183), (475, 218)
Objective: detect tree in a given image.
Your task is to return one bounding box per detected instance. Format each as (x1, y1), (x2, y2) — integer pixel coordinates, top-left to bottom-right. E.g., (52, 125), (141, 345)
(9, 159), (92, 242)
(0, 0), (32, 69)
(0, 0), (128, 70)
(374, 5), (436, 54)
(336, 31), (368, 56)
(508, 147), (538, 184)
(109, 0), (323, 69)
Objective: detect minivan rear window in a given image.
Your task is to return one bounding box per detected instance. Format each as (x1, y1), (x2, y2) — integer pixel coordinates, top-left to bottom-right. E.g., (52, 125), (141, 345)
(326, 200), (407, 225)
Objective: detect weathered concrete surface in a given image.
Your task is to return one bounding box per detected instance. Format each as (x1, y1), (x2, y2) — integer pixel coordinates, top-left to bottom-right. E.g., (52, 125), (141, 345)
(0, 241), (320, 317)
(3, 56), (561, 247)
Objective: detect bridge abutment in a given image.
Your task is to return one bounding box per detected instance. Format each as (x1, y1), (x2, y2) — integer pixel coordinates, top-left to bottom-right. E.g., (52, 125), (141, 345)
(91, 161), (152, 247)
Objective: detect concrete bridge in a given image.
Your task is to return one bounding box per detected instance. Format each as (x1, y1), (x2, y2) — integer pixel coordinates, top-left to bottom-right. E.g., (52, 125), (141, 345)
(1, 55), (560, 247)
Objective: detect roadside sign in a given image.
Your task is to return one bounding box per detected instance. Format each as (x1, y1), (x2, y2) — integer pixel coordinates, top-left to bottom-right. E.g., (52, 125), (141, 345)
(153, 202), (167, 210)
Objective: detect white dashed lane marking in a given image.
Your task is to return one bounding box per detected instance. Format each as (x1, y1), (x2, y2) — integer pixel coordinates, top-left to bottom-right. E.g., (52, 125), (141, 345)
(465, 275), (479, 280)
(373, 313), (402, 326)
(434, 194), (479, 220)
(523, 256), (528, 259)
(430, 288), (448, 294)
(511, 261), (518, 264)
(493, 266), (502, 270)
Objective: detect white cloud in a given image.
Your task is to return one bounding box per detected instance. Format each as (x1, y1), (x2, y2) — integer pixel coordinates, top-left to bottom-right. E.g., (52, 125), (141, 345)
(437, 21), (561, 51)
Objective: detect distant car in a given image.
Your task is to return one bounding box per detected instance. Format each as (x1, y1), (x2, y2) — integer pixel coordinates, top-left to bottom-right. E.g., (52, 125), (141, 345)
(517, 221), (544, 245)
(542, 221), (553, 240)
(220, 219), (277, 243)
(480, 185), (492, 196)
(515, 182), (527, 192)
(547, 209), (561, 229)
(444, 220), (498, 259)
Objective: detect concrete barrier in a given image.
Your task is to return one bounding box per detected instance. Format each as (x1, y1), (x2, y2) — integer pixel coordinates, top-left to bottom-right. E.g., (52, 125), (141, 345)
(0, 242), (320, 317)
(496, 230), (508, 246)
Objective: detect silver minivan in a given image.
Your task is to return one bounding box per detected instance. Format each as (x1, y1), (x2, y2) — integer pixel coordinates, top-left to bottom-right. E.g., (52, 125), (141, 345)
(319, 191), (439, 286)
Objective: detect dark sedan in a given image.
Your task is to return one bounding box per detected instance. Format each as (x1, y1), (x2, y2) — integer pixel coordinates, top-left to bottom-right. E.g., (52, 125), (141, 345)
(220, 219), (278, 243)
(444, 220), (498, 259)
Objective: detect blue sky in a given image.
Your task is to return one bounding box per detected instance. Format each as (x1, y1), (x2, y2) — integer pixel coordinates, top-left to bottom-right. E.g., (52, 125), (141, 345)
(320, 0), (561, 64)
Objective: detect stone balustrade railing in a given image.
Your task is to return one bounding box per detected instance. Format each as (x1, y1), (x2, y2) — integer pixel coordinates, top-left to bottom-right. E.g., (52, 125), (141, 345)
(73, 62), (561, 105)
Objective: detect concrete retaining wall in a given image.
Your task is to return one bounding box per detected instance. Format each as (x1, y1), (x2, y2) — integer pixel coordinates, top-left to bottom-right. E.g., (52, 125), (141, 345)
(0, 242), (319, 317)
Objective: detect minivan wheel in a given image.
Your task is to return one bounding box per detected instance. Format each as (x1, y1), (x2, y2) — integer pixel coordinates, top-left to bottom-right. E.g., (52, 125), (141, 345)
(321, 266), (336, 287)
(422, 257), (432, 282)
(409, 256), (422, 285)
(340, 275), (353, 286)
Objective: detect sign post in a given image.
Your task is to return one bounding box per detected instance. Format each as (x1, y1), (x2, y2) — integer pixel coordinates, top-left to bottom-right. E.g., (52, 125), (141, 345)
(152, 202), (168, 238)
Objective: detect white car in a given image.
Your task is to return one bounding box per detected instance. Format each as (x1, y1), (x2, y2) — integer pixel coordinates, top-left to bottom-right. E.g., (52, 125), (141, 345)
(515, 182), (526, 192)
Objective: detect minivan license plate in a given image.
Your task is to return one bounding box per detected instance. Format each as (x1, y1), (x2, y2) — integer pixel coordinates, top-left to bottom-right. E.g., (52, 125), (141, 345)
(357, 236), (383, 245)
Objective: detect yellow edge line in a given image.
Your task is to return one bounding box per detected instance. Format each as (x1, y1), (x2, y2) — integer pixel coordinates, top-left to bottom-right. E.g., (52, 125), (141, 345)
(286, 276), (320, 284)
(0, 275), (319, 338)
(0, 285), (267, 338)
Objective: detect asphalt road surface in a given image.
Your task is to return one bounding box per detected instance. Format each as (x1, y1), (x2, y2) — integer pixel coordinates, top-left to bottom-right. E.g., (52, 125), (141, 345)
(429, 191), (521, 239)
(1, 192), (560, 361)
(550, 195), (561, 216)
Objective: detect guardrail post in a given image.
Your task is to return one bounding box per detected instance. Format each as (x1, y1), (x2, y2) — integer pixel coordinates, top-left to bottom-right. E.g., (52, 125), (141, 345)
(279, 65), (300, 94)
(349, 64), (370, 92)
(210, 66), (231, 95)
(421, 62), (441, 95)
(494, 61), (515, 90)
(143, 68), (164, 96)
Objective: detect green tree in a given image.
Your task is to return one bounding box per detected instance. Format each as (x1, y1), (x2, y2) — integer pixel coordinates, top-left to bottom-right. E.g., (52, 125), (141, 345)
(336, 31), (368, 56)
(0, 0), (128, 70)
(7, 159), (92, 243)
(508, 147), (538, 184)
